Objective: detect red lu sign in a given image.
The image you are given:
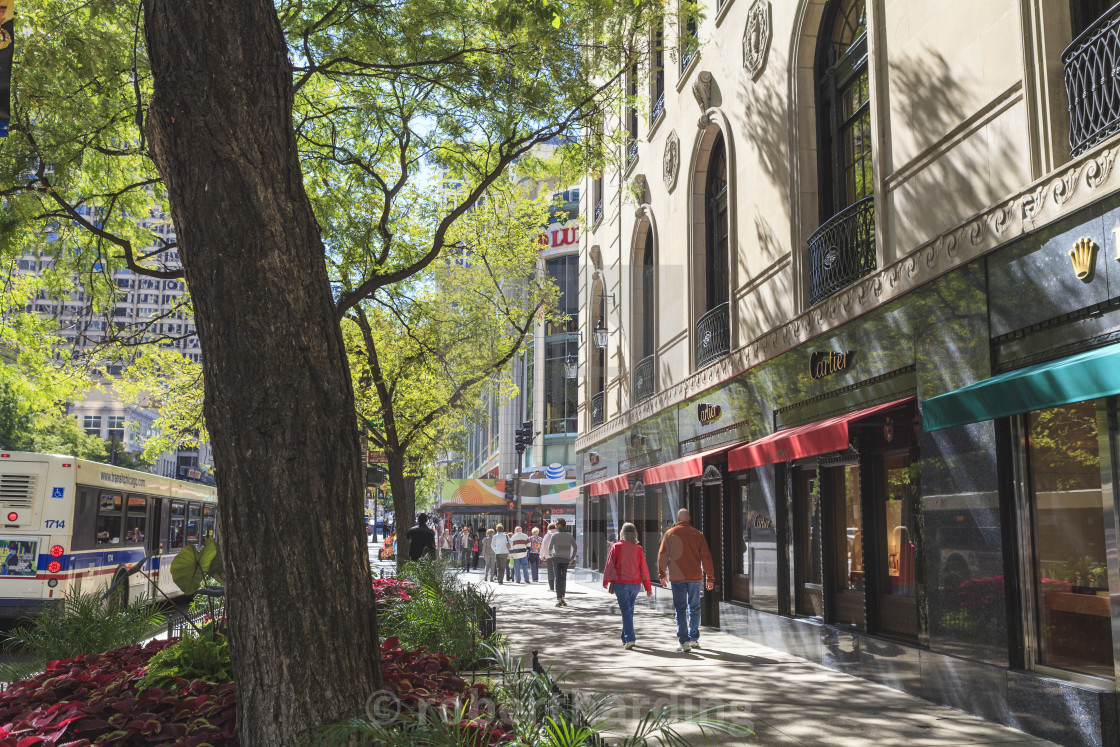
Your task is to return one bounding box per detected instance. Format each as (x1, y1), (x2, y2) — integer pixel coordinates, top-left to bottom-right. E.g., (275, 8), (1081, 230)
(366, 450), (388, 465)
(536, 224), (579, 250)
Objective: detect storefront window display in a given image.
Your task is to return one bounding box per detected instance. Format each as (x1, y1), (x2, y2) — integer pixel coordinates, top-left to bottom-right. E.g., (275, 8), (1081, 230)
(795, 468), (824, 617)
(831, 464), (865, 627)
(1027, 399), (1114, 678)
(877, 454), (919, 639)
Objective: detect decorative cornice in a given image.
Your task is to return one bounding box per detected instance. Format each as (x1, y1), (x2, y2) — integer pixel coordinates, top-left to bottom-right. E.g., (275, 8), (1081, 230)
(576, 140), (1120, 452)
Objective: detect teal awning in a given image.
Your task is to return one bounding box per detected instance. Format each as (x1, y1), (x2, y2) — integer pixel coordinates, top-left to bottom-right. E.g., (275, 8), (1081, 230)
(923, 342), (1120, 431)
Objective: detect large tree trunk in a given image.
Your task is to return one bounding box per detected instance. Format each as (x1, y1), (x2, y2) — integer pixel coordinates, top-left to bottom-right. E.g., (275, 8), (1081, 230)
(142, 2), (380, 743)
(386, 449), (416, 569)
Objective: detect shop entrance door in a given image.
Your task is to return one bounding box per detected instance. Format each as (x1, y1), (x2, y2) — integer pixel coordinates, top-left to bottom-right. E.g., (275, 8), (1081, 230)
(686, 479), (723, 627)
(793, 467), (824, 617)
(826, 463), (866, 628)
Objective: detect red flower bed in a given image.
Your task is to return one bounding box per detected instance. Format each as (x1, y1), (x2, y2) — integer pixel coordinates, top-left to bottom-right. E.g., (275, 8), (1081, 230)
(379, 636), (489, 710)
(379, 638), (510, 744)
(372, 578), (418, 609)
(0, 635), (504, 744)
(0, 639), (236, 746)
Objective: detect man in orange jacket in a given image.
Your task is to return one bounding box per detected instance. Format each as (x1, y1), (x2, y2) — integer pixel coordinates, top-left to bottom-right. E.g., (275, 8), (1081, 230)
(657, 508), (716, 653)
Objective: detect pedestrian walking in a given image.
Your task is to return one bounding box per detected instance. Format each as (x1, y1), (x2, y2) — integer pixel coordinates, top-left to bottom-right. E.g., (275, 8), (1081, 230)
(510, 526), (530, 583)
(482, 528), (496, 581)
(527, 527), (543, 582)
(549, 518), (577, 607)
(506, 530), (515, 581)
(490, 523), (511, 584)
(405, 513), (437, 562)
(458, 526), (472, 568)
(539, 522), (558, 590)
(603, 522), (653, 649)
(470, 528), (481, 570)
(657, 508), (716, 653)
(439, 527), (453, 560)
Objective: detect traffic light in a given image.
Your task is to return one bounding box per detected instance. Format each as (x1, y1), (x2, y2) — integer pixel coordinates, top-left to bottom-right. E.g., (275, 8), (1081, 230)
(504, 479), (514, 503)
(515, 420), (533, 454)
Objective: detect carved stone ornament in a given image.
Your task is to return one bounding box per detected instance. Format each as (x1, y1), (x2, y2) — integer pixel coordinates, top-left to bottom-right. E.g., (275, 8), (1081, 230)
(633, 173), (649, 204)
(663, 130), (681, 192)
(691, 71), (713, 111)
(743, 0), (772, 81)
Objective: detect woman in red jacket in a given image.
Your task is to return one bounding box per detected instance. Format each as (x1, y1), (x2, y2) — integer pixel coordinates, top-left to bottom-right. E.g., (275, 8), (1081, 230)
(603, 522), (653, 649)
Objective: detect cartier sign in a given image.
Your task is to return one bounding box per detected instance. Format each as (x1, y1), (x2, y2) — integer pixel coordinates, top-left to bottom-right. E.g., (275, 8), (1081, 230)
(698, 403), (722, 424)
(809, 350), (853, 380)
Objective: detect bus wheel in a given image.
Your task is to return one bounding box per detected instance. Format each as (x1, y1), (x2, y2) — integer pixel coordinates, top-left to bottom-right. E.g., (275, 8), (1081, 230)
(107, 567), (130, 608)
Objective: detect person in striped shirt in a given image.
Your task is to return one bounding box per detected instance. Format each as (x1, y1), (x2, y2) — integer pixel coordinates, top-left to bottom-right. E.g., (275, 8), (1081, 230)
(527, 527), (543, 582)
(510, 526), (530, 583)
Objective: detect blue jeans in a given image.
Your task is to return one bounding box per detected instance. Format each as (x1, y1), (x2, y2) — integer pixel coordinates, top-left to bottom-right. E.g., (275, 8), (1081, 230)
(615, 583), (641, 643)
(671, 581), (701, 644)
(513, 556), (529, 582)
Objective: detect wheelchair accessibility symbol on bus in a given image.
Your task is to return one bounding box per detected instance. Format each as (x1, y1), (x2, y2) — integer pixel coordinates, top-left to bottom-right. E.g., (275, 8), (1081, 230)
(51, 487), (64, 499)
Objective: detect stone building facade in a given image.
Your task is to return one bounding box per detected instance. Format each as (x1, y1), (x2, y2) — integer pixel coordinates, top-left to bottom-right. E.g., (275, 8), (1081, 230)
(575, 2), (1120, 743)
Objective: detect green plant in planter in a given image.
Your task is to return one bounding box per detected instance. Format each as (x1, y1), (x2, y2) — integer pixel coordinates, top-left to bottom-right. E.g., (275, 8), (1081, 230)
(380, 556), (498, 669)
(137, 632), (233, 691)
(170, 538), (226, 637)
(0, 591), (165, 684)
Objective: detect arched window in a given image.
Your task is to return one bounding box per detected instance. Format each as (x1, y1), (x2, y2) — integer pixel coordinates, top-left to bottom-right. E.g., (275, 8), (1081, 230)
(632, 228), (656, 405)
(809, 0), (875, 306)
(704, 137), (729, 312)
(590, 286), (606, 428)
(697, 133), (730, 369)
(818, 0), (870, 214)
(641, 234), (655, 359)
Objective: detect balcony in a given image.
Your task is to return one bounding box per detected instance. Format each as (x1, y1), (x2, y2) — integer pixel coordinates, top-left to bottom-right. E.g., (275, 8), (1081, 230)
(806, 196), (876, 307)
(680, 48), (695, 74)
(591, 391), (605, 429)
(633, 354), (656, 405)
(650, 91), (665, 124)
(593, 198), (603, 225)
(627, 140), (639, 167)
(695, 302), (730, 369)
(1064, 5), (1120, 157)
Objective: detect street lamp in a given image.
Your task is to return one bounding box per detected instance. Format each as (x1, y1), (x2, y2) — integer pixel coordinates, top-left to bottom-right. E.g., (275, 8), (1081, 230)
(564, 355), (578, 379)
(593, 317), (608, 349)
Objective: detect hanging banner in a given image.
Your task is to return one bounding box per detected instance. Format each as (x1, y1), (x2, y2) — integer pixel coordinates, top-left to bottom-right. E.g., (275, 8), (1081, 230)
(0, 1), (12, 137)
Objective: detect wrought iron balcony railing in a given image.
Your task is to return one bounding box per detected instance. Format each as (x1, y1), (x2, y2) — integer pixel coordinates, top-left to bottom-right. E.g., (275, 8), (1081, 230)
(806, 196), (876, 307)
(593, 198), (603, 225)
(627, 140), (639, 166)
(696, 302), (730, 369)
(680, 47), (695, 74)
(650, 91), (665, 124)
(633, 354), (656, 405)
(590, 391), (605, 429)
(1064, 4), (1120, 157)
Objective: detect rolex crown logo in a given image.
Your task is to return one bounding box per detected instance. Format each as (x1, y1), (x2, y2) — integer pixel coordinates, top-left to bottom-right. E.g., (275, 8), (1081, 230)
(1070, 237), (1098, 280)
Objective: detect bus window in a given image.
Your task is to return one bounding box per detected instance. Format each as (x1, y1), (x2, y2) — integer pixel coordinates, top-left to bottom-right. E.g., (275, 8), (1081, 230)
(186, 503), (201, 545)
(202, 504), (216, 543)
(96, 493), (123, 545)
(125, 496), (148, 545)
(71, 487), (99, 551)
(170, 500), (186, 549)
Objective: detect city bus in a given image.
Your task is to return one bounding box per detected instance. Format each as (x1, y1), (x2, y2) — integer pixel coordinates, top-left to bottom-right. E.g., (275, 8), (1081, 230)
(0, 451), (218, 618)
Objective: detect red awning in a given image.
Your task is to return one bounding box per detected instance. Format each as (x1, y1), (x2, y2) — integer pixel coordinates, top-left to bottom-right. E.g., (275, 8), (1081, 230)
(588, 469), (643, 497)
(642, 444), (737, 486)
(728, 396), (916, 472)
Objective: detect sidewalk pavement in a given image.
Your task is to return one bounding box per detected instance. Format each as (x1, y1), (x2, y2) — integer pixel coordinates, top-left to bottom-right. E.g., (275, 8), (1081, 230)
(474, 572), (1055, 746)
